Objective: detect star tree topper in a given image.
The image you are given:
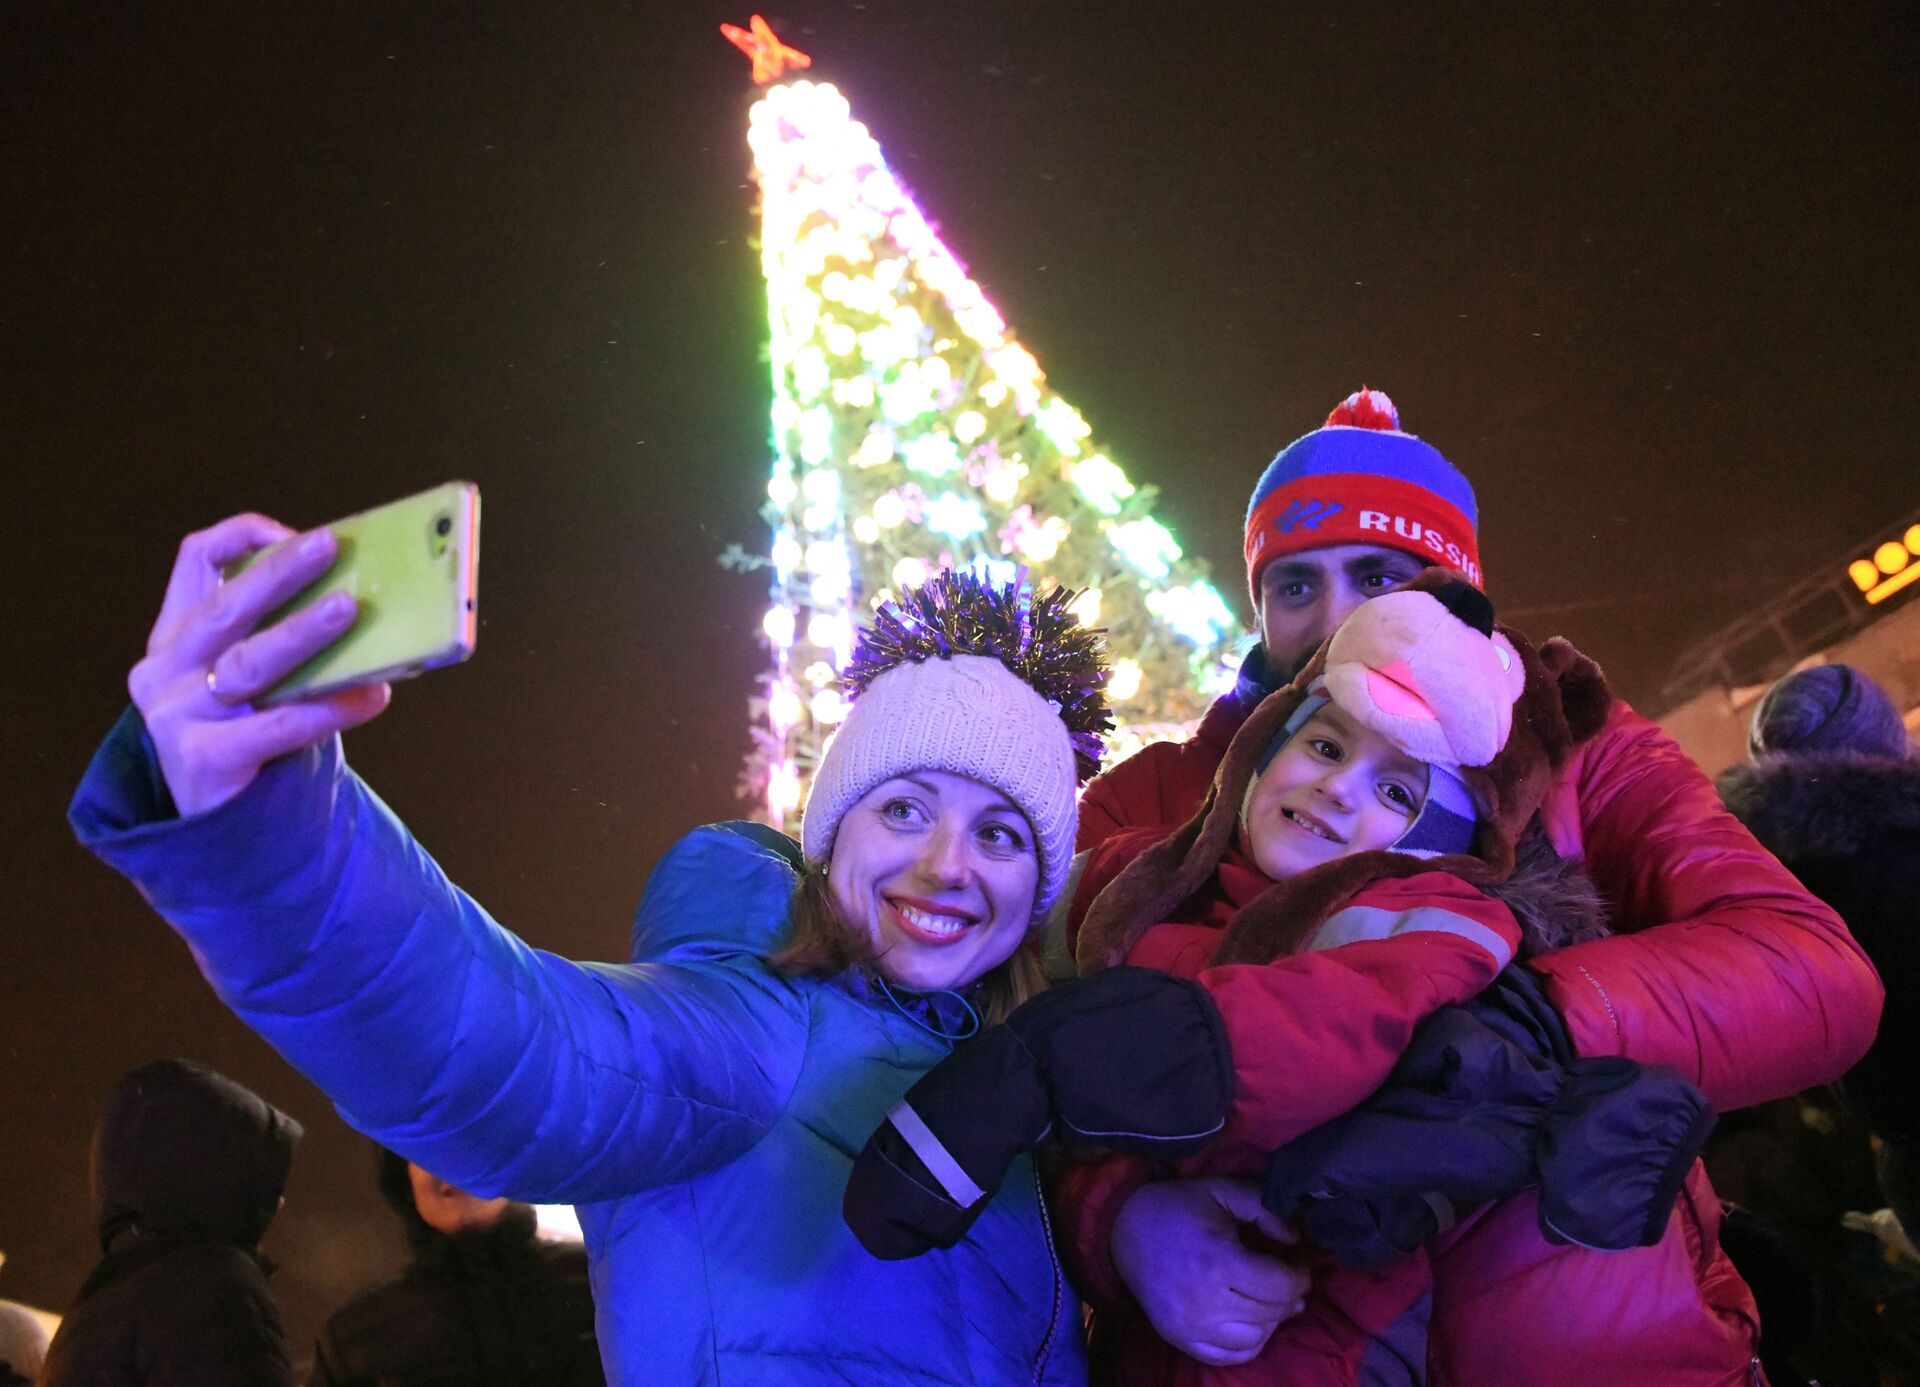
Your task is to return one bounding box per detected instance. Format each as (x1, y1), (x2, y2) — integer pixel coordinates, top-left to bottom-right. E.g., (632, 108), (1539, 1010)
(721, 15), (811, 85)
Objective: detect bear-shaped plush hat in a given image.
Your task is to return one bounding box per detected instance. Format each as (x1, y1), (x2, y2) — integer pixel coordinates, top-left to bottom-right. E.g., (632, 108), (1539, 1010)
(1321, 578), (1527, 771)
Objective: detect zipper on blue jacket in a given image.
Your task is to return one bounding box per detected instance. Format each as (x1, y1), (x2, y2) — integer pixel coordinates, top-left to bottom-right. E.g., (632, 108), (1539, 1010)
(1030, 1165), (1063, 1385)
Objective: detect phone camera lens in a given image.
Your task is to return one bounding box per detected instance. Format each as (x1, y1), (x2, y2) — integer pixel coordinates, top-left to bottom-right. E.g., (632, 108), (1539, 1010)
(435, 516), (452, 537)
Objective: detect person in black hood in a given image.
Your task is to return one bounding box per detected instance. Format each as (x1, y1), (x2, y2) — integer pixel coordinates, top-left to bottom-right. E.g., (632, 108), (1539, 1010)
(1714, 663), (1920, 1387)
(41, 1057), (302, 1387)
(308, 1148), (602, 1387)
(1719, 664), (1919, 1219)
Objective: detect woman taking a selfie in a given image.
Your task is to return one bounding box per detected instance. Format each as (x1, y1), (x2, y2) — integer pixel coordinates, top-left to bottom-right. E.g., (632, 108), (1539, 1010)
(70, 513), (1105, 1386)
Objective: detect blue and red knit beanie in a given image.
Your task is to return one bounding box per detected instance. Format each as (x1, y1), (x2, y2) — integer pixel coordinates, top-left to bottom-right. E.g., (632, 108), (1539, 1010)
(1244, 389), (1482, 605)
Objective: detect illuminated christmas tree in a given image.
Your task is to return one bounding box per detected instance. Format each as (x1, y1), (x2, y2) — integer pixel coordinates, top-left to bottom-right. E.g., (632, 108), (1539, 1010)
(727, 19), (1247, 827)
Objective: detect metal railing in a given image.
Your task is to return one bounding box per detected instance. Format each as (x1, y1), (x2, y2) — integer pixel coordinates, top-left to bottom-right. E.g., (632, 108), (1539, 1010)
(1659, 506), (1920, 710)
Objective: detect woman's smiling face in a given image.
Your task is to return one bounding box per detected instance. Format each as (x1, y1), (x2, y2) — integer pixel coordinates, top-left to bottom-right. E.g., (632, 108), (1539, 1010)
(826, 771), (1040, 992)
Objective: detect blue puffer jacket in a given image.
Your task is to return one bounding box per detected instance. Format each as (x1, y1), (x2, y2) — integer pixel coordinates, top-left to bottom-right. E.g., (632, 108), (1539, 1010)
(71, 711), (1086, 1387)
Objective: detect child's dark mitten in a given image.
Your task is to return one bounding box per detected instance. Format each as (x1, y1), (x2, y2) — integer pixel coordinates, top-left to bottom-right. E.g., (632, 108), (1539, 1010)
(844, 966), (1233, 1259)
(1262, 1001), (1558, 1270)
(1536, 1057), (1714, 1250)
(1263, 968), (1713, 1269)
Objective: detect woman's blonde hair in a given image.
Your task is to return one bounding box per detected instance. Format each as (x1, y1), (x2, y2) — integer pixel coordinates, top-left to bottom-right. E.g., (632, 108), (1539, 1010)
(768, 861), (1047, 1027)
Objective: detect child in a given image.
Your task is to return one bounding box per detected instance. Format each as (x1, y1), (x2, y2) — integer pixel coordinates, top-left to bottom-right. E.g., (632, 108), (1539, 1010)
(846, 571), (1709, 1384)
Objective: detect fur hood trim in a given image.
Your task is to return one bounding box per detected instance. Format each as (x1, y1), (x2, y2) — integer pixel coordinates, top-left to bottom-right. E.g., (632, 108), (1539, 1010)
(1717, 751), (1920, 861)
(1487, 820), (1611, 958)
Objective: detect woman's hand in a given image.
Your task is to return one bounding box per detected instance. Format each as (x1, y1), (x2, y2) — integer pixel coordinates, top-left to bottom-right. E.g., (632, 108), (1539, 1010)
(1110, 1176), (1308, 1367)
(128, 513), (392, 817)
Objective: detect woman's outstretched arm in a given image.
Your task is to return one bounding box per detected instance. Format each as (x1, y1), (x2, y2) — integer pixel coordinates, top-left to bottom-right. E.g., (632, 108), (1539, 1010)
(74, 514), (808, 1203)
(75, 710), (812, 1204)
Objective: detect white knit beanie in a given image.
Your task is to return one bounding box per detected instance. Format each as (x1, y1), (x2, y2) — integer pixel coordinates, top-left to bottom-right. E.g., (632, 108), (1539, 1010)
(801, 652), (1080, 920)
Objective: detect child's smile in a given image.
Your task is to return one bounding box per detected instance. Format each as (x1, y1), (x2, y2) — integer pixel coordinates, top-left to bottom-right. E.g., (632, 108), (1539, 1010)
(1279, 805), (1344, 844)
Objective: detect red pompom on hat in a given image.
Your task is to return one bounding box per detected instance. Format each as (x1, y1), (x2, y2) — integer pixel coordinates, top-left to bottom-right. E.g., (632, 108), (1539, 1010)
(1323, 387), (1402, 432)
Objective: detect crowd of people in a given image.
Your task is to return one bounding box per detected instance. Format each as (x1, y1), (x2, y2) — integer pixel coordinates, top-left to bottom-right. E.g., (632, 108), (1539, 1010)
(14, 389), (1912, 1385)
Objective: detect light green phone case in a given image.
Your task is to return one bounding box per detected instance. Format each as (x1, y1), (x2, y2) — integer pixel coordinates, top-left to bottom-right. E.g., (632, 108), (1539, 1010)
(231, 481), (480, 705)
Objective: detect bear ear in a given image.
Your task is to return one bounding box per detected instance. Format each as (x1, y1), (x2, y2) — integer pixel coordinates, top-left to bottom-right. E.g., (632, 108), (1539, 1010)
(1429, 577), (1495, 637)
(1539, 637), (1614, 743)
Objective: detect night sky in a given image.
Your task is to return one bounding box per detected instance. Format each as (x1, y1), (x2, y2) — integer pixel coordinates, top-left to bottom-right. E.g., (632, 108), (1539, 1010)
(6, 1), (1916, 1356)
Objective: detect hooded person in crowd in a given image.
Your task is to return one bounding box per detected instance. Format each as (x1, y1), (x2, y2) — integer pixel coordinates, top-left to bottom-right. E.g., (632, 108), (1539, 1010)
(1713, 663), (1920, 1384)
(1060, 390), (1882, 1382)
(1719, 662), (1917, 1214)
(308, 1149), (604, 1387)
(73, 537), (1109, 1386)
(40, 1058), (301, 1387)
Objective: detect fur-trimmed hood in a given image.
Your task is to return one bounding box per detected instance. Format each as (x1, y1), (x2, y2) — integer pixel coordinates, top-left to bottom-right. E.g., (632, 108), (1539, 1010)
(1717, 751), (1920, 862)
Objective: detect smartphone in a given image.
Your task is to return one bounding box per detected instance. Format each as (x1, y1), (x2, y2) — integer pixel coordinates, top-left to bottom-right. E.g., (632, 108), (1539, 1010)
(228, 481), (480, 705)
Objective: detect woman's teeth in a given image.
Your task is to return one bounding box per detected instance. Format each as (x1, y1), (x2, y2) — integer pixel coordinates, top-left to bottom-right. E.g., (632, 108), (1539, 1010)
(895, 903), (970, 938)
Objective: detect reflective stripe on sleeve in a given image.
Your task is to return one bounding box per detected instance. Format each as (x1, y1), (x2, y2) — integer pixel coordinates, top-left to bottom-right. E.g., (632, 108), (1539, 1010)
(1308, 903), (1515, 968)
(887, 1100), (988, 1208)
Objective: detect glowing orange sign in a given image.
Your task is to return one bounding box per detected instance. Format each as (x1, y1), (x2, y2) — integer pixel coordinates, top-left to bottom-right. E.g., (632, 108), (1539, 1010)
(721, 15), (811, 85)
(1848, 523), (1920, 605)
